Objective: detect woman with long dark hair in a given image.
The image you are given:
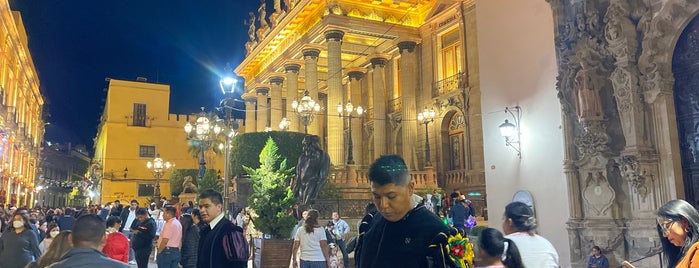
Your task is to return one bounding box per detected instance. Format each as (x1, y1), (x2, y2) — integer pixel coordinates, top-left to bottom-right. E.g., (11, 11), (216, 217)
(179, 214), (199, 268)
(478, 228), (524, 268)
(0, 213), (42, 268)
(502, 201), (558, 267)
(292, 209), (330, 268)
(655, 199), (699, 267)
(28, 230), (72, 268)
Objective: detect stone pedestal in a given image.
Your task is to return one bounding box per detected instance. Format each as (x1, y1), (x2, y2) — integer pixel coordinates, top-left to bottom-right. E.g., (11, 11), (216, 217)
(178, 193), (198, 207)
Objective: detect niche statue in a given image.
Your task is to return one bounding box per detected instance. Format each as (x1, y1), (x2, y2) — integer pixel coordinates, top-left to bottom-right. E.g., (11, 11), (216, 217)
(294, 135), (331, 206)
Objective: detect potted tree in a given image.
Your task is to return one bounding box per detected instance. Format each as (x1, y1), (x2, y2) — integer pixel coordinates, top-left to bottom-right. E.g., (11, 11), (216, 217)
(244, 137), (298, 268)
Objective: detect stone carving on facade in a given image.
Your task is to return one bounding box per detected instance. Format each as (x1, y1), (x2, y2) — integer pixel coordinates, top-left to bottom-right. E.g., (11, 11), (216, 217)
(245, 12), (258, 55)
(574, 123), (610, 160)
(619, 156), (648, 201)
(269, 0), (282, 28)
(256, 0), (270, 41)
(573, 59), (604, 123)
(582, 170), (615, 216)
(689, 135), (699, 163)
(389, 114), (402, 131)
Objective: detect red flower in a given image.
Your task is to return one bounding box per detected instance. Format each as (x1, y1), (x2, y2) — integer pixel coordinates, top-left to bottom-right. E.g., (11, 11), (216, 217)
(451, 244), (465, 258)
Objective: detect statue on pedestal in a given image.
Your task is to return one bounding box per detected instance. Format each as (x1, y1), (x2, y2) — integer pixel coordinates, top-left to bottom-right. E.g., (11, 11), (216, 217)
(294, 135), (331, 206)
(182, 176), (197, 194)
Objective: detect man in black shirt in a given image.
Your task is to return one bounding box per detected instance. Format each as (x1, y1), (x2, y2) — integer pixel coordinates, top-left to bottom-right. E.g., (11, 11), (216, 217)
(358, 155), (455, 268)
(131, 208), (156, 268)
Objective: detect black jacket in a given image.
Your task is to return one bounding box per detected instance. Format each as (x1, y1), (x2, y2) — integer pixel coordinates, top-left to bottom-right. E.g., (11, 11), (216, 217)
(49, 248), (128, 268)
(180, 224), (200, 267)
(198, 217), (246, 268)
(118, 207), (138, 232)
(132, 217), (156, 251)
(358, 205), (456, 268)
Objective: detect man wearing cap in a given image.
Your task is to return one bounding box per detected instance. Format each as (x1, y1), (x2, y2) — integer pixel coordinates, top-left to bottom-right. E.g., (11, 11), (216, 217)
(449, 196), (469, 235)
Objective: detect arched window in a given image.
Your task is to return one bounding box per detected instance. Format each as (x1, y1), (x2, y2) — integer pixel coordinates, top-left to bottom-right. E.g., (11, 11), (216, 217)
(448, 112), (466, 170)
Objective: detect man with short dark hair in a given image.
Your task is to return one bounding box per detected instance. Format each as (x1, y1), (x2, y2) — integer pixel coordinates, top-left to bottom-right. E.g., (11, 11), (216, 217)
(49, 214), (128, 267)
(131, 208), (156, 268)
(56, 208), (76, 231)
(157, 206), (182, 268)
(119, 200), (139, 264)
(197, 189), (247, 268)
(357, 155), (455, 268)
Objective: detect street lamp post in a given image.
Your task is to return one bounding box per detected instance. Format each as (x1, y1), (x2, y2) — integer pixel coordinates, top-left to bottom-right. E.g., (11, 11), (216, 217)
(218, 68), (238, 217)
(147, 154), (172, 206)
(337, 101), (363, 164)
(417, 108), (436, 167)
(184, 109), (223, 180)
(291, 90), (321, 134)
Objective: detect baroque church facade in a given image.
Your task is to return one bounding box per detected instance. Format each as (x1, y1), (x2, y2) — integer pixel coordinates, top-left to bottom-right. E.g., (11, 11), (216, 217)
(234, 0), (486, 209)
(236, 0), (699, 267)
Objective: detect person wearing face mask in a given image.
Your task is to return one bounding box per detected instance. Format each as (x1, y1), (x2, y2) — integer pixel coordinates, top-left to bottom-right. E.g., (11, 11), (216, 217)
(0, 213), (41, 268)
(39, 223), (60, 255)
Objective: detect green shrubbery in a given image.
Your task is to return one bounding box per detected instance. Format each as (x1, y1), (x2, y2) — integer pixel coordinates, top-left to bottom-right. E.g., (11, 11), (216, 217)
(244, 137), (298, 239)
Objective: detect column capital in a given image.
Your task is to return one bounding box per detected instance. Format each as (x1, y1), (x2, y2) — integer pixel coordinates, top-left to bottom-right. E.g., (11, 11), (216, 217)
(302, 48), (321, 59)
(370, 57), (388, 68)
(269, 76), (285, 85)
(255, 86), (270, 95)
(242, 93), (257, 103)
(284, 63), (301, 73)
(397, 41), (417, 54)
(324, 29), (345, 42)
(348, 71), (365, 81)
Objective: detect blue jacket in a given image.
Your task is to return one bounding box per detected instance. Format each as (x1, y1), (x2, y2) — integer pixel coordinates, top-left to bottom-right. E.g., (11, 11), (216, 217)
(48, 247), (128, 268)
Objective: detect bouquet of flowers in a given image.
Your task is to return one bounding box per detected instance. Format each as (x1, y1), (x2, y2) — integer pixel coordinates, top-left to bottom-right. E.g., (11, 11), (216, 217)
(446, 232), (474, 268)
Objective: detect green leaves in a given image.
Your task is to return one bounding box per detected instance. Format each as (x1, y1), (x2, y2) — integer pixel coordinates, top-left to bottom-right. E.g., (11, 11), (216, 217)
(245, 137), (298, 239)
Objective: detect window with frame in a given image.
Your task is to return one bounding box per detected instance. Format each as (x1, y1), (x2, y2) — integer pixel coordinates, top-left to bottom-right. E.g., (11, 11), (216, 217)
(137, 183), (154, 197)
(132, 103), (147, 127)
(139, 145), (156, 158)
(448, 112), (466, 170)
(441, 28), (462, 80)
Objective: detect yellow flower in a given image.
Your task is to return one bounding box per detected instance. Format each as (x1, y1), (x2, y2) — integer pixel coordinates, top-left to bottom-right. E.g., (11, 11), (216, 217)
(446, 233), (474, 268)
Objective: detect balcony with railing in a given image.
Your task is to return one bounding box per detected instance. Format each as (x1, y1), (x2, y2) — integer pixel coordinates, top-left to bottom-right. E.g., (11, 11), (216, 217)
(432, 72), (466, 97)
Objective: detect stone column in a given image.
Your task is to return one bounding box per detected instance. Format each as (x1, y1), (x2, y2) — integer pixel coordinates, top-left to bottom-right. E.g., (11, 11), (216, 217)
(303, 48), (321, 135)
(348, 71), (364, 167)
(326, 30), (344, 166)
(371, 57), (388, 158)
(284, 63), (301, 132)
(398, 41), (419, 170)
(256, 87), (270, 132)
(269, 76), (284, 130)
(243, 94), (257, 133)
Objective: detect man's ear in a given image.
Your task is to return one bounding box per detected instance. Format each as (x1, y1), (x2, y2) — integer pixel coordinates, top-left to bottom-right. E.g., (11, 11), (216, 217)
(408, 180), (415, 194)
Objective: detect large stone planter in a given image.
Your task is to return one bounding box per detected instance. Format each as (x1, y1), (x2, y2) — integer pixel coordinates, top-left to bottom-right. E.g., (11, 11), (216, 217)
(252, 237), (294, 268)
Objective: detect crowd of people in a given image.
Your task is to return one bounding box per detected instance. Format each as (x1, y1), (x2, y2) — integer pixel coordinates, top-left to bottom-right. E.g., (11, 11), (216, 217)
(0, 154), (696, 268)
(0, 188), (250, 268)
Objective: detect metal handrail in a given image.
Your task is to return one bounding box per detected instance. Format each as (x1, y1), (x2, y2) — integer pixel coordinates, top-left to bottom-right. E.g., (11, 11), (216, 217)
(617, 249), (662, 268)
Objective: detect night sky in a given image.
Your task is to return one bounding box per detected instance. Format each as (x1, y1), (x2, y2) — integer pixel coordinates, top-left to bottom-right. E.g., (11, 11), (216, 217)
(8, 0), (258, 151)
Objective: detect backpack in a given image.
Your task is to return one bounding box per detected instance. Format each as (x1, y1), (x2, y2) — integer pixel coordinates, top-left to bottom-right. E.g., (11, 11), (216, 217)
(223, 224), (250, 262)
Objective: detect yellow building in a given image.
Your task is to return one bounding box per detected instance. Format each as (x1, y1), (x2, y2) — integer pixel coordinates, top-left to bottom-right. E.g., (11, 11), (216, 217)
(0, 2), (45, 207)
(93, 78), (225, 205)
(235, 0), (484, 204)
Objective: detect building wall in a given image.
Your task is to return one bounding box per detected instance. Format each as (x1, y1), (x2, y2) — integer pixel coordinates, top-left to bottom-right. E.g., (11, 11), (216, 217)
(0, 3), (45, 208)
(476, 0), (570, 266)
(94, 79), (225, 205)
